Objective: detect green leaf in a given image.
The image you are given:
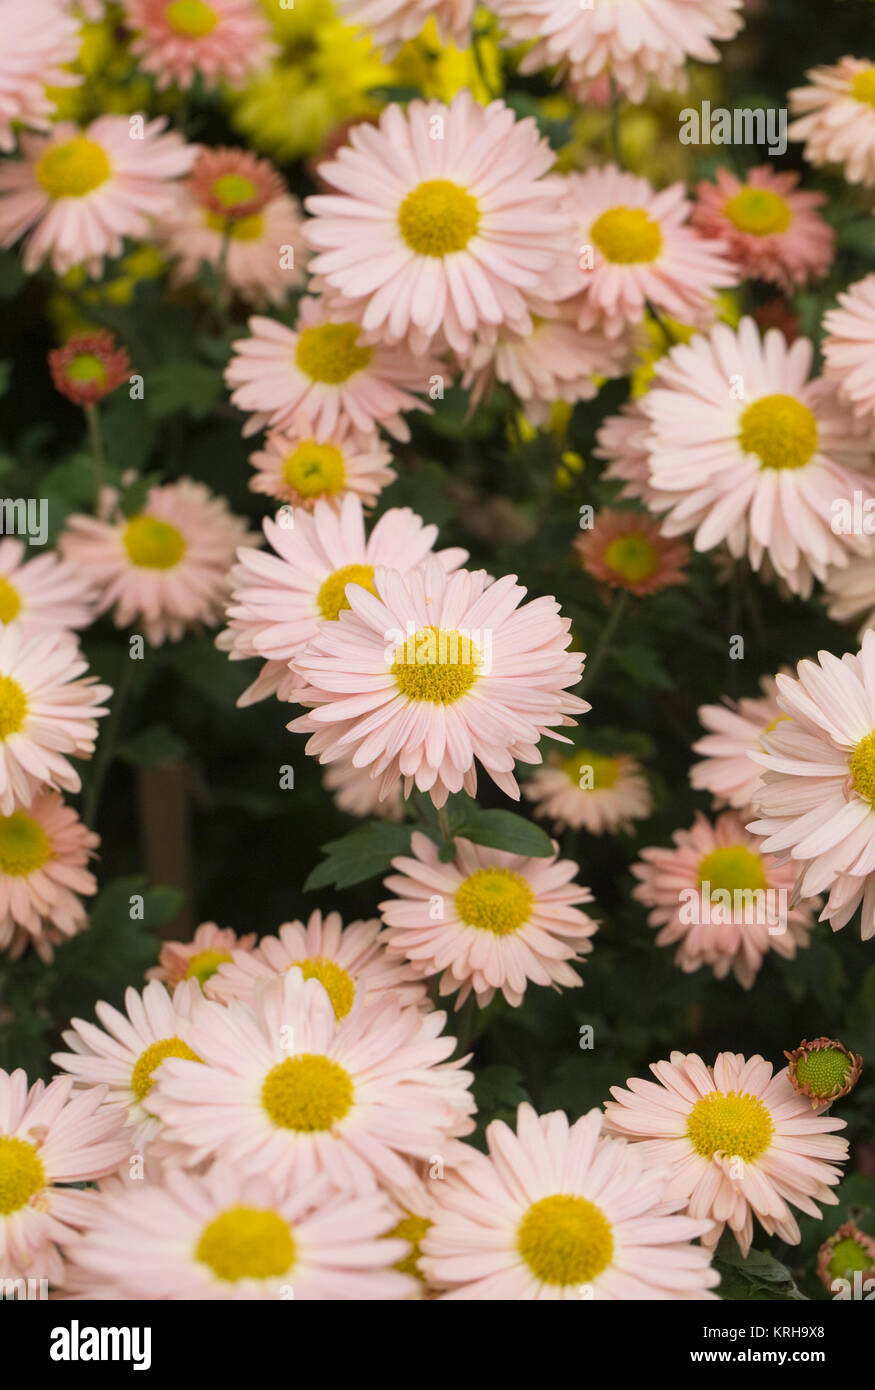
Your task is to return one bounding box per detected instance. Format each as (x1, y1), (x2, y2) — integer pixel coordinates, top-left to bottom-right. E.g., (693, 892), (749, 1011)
(117, 470), (164, 518)
(117, 723), (189, 767)
(612, 644), (674, 690)
(304, 822), (413, 892)
(713, 1234), (807, 1301)
(145, 361), (223, 420)
(451, 808), (554, 857)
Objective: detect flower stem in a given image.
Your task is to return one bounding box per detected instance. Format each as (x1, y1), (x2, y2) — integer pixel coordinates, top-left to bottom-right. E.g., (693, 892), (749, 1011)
(579, 591), (630, 697)
(83, 654), (135, 831)
(84, 403), (106, 511)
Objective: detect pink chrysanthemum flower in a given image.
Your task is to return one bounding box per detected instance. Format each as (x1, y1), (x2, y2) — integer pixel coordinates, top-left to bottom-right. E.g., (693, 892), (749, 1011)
(460, 298), (636, 426)
(52, 979), (202, 1148)
(575, 507), (689, 596)
(0, 789), (98, 959)
(0, 538), (95, 636)
(323, 758), (405, 821)
(247, 421), (395, 511)
(639, 317), (875, 597)
(49, 330), (132, 407)
(421, 1103), (718, 1300)
(225, 296), (439, 442)
(0, 1070), (129, 1282)
(490, 0), (744, 103)
(59, 478), (254, 646)
(303, 94), (572, 355)
(824, 551), (875, 640)
(123, 0), (278, 92)
(146, 921), (257, 989)
(186, 147), (285, 220)
(337, 0), (472, 59)
(632, 810), (817, 989)
(69, 1162), (417, 1299)
(379, 831), (597, 1009)
(748, 632), (875, 941)
(823, 274), (875, 429)
(0, 0), (80, 153)
(289, 557), (588, 809)
(691, 166), (834, 293)
(604, 1051), (848, 1255)
(206, 909), (426, 1015)
(594, 398), (660, 505)
(0, 627), (110, 815)
(0, 115), (195, 276)
(564, 165), (736, 339)
(149, 968), (476, 1199)
(789, 57), (875, 188)
(690, 673), (786, 811)
(218, 494), (467, 707)
(524, 746), (652, 835)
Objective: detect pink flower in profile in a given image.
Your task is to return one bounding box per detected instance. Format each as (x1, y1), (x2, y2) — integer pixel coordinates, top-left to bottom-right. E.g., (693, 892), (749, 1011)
(690, 673), (787, 811)
(639, 318), (875, 597)
(565, 165), (737, 338)
(824, 550), (875, 640)
(225, 297), (440, 442)
(0, 0), (80, 152)
(0, 115), (195, 276)
(0, 627), (110, 815)
(524, 747), (652, 835)
(604, 1051), (848, 1255)
(594, 398), (660, 506)
(490, 0), (744, 103)
(69, 1163), (417, 1299)
(207, 910), (425, 1015)
(632, 810), (817, 989)
(0, 538), (95, 636)
(421, 1104), (719, 1300)
(379, 831), (597, 1009)
(692, 165), (834, 293)
(218, 494), (467, 706)
(323, 758), (405, 822)
(0, 790), (98, 959)
(123, 0), (278, 91)
(823, 274), (875, 428)
(303, 93), (572, 354)
(146, 921), (257, 989)
(247, 421), (395, 512)
(748, 632), (875, 941)
(59, 478), (255, 646)
(575, 508), (690, 596)
(0, 1069), (129, 1282)
(336, 0), (473, 59)
(149, 968), (476, 1199)
(789, 57), (875, 187)
(289, 557), (588, 808)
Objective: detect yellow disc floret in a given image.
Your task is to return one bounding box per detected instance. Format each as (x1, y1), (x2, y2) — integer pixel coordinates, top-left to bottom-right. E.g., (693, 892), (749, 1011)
(517, 1193), (614, 1286)
(697, 844), (768, 896)
(723, 188), (792, 237)
(123, 515), (187, 570)
(261, 1054), (353, 1131)
(36, 137), (112, 199)
(0, 675), (28, 741)
(849, 729), (875, 805)
(131, 1037), (201, 1104)
(455, 867), (534, 935)
(291, 957), (356, 1020)
(398, 179), (480, 256)
(603, 533), (658, 584)
(165, 0), (218, 37)
(687, 1089), (774, 1162)
(283, 442), (346, 499)
(590, 207), (663, 264)
(316, 562), (377, 622)
(0, 578), (21, 625)
(0, 1136), (46, 1215)
(295, 323), (372, 384)
(738, 394), (818, 471)
(391, 626), (481, 704)
(0, 811), (52, 876)
(196, 1205), (296, 1282)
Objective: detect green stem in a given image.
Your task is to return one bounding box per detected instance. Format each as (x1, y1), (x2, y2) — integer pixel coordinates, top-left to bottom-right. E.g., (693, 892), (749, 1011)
(215, 222), (233, 328)
(437, 804), (452, 844)
(579, 591), (630, 697)
(84, 403), (106, 511)
(83, 655), (135, 830)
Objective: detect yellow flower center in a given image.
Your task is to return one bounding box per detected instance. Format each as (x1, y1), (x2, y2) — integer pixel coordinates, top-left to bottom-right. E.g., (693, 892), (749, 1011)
(603, 532), (659, 584)
(195, 1206), (296, 1282)
(827, 1236), (874, 1279)
(123, 515), (187, 570)
(295, 323), (372, 385)
(130, 1037), (201, 1104)
(212, 173), (258, 208)
(851, 67), (875, 108)
(591, 206), (663, 264)
(517, 1194), (614, 1287)
(0, 577), (21, 624)
(0, 811), (52, 877)
(698, 844), (767, 896)
(398, 179), (481, 257)
(0, 675), (28, 740)
(391, 626), (482, 705)
(562, 750), (620, 790)
(316, 562), (377, 622)
(738, 393), (818, 471)
(455, 867), (534, 936)
(36, 137), (112, 199)
(283, 442), (346, 499)
(65, 352), (108, 387)
(687, 1090), (774, 1162)
(184, 949), (233, 984)
(261, 1054), (353, 1131)
(723, 187), (792, 237)
(165, 0), (218, 36)
(794, 1048), (852, 1097)
(291, 956), (356, 1020)
(849, 729), (875, 804)
(386, 1212), (432, 1281)
(205, 211), (265, 241)
(0, 1135), (46, 1215)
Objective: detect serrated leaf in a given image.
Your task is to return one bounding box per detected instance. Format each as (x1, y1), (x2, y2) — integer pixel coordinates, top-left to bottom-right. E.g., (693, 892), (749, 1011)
(452, 809), (554, 857)
(304, 822), (413, 892)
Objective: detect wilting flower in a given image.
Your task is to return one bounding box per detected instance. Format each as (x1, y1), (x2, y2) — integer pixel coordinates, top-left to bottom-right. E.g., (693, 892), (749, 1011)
(0, 538), (95, 636)
(146, 922), (257, 989)
(0, 790), (98, 959)
(123, 0), (278, 92)
(690, 673), (786, 812)
(0, 115), (195, 276)
(59, 478), (254, 646)
(524, 746), (652, 835)
(575, 508), (689, 596)
(817, 1221), (875, 1292)
(604, 1050), (848, 1255)
(303, 93), (572, 354)
(247, 422), (395, 511)
(0, 0), (80, 152)
(421, 1103), (719, 1299)
(785, 1038), (863, 1110)
(48, 330), (131, 406)
(789, 57), (875, 188)
(379, 831), (598, 1009)
(632, 811), (817, 989)
(823, 273), (875, 429)
(691, 165), (834, 293)
(290, 557), (588, 808)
